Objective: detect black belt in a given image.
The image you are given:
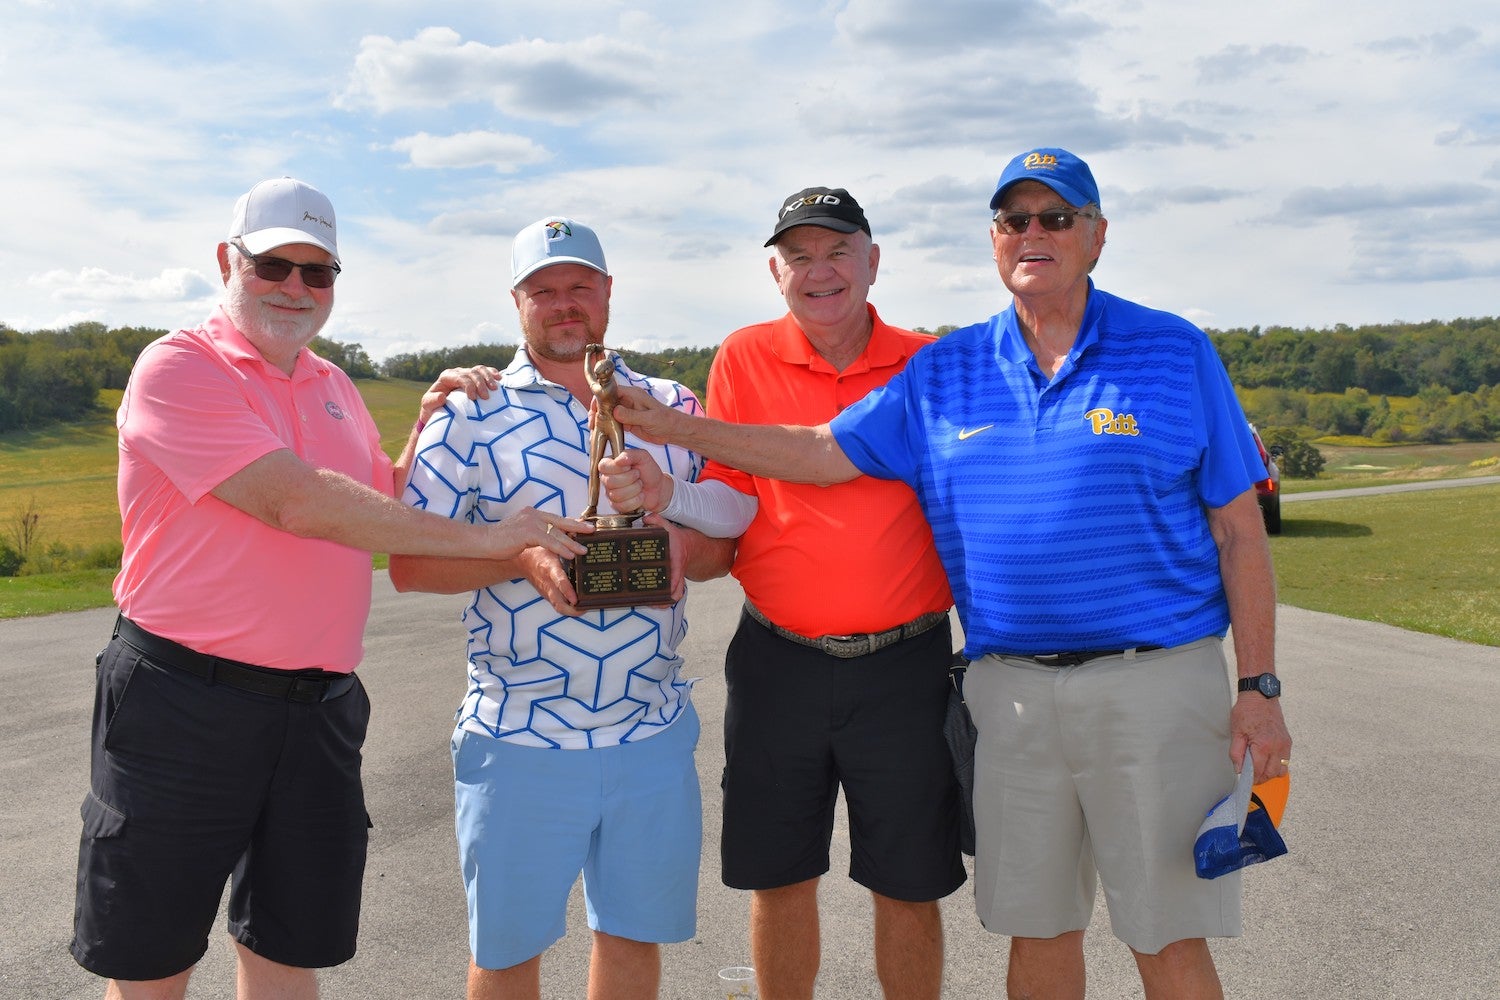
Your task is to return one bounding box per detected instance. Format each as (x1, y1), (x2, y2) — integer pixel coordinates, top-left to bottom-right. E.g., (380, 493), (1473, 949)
(113, 616), (357, 703)
(744, 602), (948, 660)
(997, 645), (1164, 667)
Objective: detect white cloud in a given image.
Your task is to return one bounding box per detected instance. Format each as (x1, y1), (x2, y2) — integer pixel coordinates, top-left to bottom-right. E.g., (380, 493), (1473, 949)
(389, 131), (552, 171)
(835, 0), (1100, 50)
(28, 268), (217, 304)
(339, 27), (664, 123)
(2, 1), (1499, 352)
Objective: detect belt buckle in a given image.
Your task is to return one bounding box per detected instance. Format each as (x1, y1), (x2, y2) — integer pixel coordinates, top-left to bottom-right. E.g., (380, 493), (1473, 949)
(287, 676), (329, 702)
(820, 633), (869, 658)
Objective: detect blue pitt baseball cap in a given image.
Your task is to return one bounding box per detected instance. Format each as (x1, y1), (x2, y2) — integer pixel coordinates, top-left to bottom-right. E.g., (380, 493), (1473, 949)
(511, 217), (609, 288)
(989, 148), (1101, 212)
(1194, 763), (1290, 880)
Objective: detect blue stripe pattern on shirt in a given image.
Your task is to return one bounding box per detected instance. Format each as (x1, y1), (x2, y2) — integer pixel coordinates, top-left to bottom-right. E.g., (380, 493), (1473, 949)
(831, 286), (1263, 656)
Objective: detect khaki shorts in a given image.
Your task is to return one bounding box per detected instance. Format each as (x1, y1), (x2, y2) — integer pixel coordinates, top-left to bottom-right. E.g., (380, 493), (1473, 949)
(966, 639), (1242, 954)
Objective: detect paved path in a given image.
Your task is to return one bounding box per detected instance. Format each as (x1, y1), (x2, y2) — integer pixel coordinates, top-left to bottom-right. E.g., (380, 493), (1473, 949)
(1283, 473), (1500, 502)
(3, 574), (1497, 998)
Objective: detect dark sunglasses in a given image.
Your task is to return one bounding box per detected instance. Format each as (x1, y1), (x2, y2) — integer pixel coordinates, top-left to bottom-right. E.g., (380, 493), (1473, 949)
(231, 241), (340, 288)
(992, 208), (1097, 236)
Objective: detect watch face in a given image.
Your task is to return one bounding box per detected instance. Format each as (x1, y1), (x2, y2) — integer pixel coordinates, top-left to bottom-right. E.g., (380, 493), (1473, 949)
(1257, 674), (1281, 697)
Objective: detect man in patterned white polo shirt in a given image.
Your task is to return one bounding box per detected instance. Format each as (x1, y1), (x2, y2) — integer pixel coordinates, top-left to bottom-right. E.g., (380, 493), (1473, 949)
(389, 217), (733, 1000)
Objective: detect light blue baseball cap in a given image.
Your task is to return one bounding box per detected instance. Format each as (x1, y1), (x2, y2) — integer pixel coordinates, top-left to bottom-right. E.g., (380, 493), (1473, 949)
(511, 217), (608, 287)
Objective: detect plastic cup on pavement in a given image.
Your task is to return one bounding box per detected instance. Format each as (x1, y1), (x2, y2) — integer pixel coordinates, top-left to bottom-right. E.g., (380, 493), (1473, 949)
(719, 966), (756, 998)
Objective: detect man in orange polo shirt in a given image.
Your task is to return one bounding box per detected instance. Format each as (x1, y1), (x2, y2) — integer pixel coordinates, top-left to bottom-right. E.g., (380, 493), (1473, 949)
(601, 187), (962, 999)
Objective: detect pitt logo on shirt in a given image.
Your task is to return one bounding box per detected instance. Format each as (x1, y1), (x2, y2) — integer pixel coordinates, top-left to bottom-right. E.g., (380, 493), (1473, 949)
(1085, 407), (1139, 436)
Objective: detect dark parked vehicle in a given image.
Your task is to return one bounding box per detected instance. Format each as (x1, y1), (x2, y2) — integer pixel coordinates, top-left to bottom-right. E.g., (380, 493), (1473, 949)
(1248, 424), (1282, 534)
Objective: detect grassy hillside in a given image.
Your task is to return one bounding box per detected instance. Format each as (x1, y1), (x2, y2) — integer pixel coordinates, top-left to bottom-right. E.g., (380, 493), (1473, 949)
(0, 381), (433, 553)
(0, 389), (130, 552)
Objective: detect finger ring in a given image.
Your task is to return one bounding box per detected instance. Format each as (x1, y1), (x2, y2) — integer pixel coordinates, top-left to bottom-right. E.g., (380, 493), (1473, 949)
(545, 523), (553, 535)
(1280, 758), (1291, 766)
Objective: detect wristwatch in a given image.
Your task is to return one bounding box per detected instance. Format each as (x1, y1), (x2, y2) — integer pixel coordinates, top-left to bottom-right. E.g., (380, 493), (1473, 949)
(1237, 673), (1282, 698)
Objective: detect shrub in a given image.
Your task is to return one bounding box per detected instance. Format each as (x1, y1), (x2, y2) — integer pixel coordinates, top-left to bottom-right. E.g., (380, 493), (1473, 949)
(1260, 427), (1326, 478)
(0, 540), (21, 577)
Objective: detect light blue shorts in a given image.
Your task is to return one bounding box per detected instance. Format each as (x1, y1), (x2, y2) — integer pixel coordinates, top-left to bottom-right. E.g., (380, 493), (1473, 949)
(451, 705), (701, 970)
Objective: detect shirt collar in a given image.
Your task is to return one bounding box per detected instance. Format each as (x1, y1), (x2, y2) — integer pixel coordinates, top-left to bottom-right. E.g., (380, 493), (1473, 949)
(500, 344), (645, 393)
(997, 279), (1105, 365)
(770, 303), (915, 374)
(500, 343), (551, 390)
(205, 306), (327, 382)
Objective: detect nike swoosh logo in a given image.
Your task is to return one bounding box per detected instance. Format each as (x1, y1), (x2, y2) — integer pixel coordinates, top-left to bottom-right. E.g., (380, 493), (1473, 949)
(957, 425), (994, 441)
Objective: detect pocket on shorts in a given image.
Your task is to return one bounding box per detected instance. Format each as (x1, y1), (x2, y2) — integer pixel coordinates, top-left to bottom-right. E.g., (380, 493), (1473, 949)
(451, 728), (484, 783)
(98, 645), (146, 754)
(79, 790), (127, 840)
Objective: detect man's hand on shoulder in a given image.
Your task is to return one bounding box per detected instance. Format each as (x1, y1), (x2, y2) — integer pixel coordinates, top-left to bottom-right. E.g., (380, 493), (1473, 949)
(421, 365), (500, 425)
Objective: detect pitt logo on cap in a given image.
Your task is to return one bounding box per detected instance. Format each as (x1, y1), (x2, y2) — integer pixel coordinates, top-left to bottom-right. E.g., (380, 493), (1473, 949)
(544, 220), (573, 241)
(1024, 152), (1059, 171)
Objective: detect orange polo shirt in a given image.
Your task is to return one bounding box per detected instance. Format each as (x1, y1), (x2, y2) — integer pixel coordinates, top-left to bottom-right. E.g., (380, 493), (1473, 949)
(701, 305), (952, 637)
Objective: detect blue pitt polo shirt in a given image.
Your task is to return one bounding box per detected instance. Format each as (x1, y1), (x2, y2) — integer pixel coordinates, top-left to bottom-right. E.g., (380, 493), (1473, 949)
(830, 284), (1263, 657)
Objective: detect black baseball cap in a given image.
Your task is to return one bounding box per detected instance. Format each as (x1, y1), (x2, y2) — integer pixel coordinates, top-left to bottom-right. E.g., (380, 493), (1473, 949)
(764, 186), (872, 247)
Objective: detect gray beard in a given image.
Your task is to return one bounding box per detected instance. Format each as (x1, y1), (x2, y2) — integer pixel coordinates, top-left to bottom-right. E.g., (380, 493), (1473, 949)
(224, 276), (328, 355)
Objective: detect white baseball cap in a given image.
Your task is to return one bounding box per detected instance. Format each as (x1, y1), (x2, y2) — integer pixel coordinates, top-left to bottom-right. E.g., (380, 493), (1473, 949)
(511, 217), (608, 287)
(228, 177), (339, 264)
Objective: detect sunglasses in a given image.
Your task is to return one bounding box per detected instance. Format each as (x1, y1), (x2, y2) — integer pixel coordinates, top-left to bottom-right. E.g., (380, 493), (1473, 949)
(992, 208), (1097, 236)
(231, 241), (341, 288)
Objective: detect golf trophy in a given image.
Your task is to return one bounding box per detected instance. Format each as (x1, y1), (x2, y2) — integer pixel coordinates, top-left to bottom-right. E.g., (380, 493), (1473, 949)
(566, 344), (673, 609)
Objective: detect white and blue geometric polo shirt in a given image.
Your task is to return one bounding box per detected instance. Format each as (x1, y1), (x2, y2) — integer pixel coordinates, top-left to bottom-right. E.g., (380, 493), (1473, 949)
(402, 346), (705, 749)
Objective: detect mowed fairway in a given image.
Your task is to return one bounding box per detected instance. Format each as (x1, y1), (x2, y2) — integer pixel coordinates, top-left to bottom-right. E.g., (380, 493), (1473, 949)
(1273, 485), (1500, 645)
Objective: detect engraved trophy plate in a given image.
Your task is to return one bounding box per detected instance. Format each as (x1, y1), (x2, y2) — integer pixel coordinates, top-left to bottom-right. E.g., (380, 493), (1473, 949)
(568, 522), (673, 610)
(566, 344), (674, 610)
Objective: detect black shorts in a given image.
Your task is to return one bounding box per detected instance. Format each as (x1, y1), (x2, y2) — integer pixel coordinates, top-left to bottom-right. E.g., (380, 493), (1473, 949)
(70, 625), (372, 981)
(719, 609), (965, 902)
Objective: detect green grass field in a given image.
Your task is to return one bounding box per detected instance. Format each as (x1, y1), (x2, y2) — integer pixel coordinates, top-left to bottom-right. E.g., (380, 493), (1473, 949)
(1, 384), (1496, 647)
(1272, 486), (1499, 646)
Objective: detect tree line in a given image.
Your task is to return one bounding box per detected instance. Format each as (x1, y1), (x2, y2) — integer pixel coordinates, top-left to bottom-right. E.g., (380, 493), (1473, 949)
(3, 317), (1500, 442)
(377, 343), (718, 395)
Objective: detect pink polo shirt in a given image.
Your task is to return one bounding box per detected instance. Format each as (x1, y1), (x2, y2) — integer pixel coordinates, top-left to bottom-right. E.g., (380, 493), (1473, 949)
(113, 307), (393, 672)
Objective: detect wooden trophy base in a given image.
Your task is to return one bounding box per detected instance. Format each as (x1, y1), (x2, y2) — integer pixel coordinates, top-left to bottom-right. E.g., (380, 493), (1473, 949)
(567, 520), (672, 610)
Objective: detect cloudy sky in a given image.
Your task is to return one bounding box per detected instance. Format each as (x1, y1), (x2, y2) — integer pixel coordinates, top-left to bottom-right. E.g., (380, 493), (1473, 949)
(3, 1), (1497, 360)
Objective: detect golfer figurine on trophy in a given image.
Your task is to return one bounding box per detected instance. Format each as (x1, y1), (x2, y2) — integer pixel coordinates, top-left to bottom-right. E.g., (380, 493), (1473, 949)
(569, 343), (673, 609)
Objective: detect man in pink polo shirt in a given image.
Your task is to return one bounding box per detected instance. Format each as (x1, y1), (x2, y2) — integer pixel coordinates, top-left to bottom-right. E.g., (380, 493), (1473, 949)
(70, 177), (591, 1000)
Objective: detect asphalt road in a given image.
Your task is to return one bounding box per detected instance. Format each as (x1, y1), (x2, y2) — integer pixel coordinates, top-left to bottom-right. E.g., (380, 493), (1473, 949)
(4, 571), (1498, 998)
(1282, 473), (1500, 503)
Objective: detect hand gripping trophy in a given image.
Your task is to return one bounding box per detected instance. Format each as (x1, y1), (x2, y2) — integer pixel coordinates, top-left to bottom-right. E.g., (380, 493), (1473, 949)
(568, 343), (672, 608)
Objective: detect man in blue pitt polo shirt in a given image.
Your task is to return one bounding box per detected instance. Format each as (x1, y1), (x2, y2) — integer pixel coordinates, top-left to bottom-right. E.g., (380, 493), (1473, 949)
(389, 217), (732, 1000)
(610, 149), (1292, 1000)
